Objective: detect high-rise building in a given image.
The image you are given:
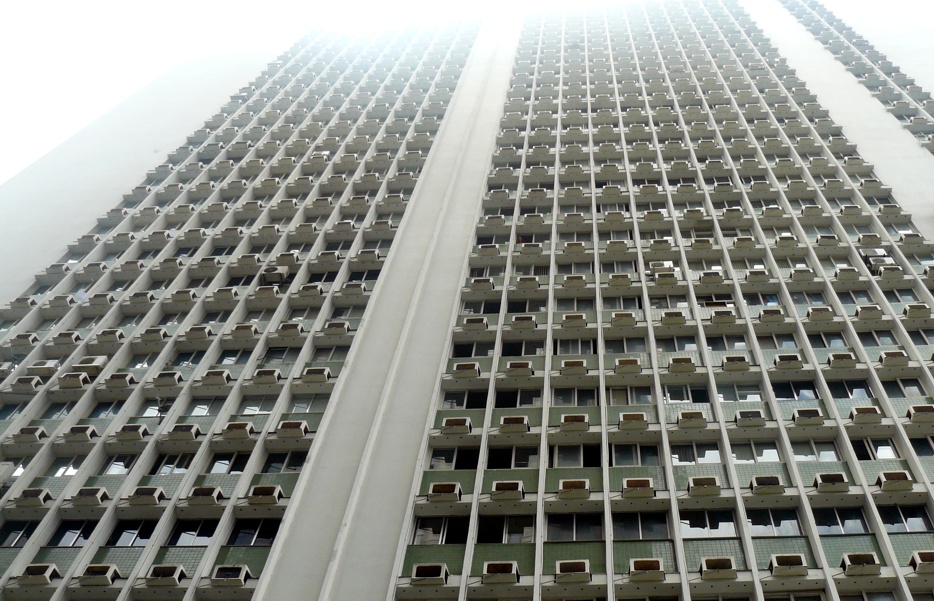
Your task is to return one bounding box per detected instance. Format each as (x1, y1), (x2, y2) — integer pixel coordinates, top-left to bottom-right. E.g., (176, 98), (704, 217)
(2, 1), (934, 600)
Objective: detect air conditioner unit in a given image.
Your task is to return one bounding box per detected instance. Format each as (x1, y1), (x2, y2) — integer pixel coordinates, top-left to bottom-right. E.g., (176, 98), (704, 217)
(499, 415), (530, 433)
(168, 423), (201, 441)
(615, 357), (641, 374)
(629, 558), (664, 582)
(248, 484), (285, 504)
(16, 488), (53, 507)
(904, 303), (931, 318)
(850, 406), (881, 424)
(768, 554), (807, 577)
(751, 475), (783, 494)
(26, 360), (60, 378)
(688, 476), (720, 496)
(722, 355), (750, 371)
(80, 564), (121, 586)
(669, 357), (695, 373)
(14, 426), (48, 443)
(910, 551), (934, 574)
(128, 486), (166, 505)
(561, 313), (586, 327)
(557, 479), (590, 499)
(463, 316), (488, 331)
(735, 409), (765, 427)
(622, 478), (655, 498)
(559, 414), (589, 432)
(505, 361), (534, 377)
(154, 371), (184, 387)
(560, 359), (587, 376)
(793, 408), (823, 426)
(807, 306), (833, 321)
(302, 367), (331, 382)
(827, 353), (856, 369)
(734, 236), (756, 248)
(516, 276), (539, 289)
(877, 470), (914, 491)
(64, 425), (98, 442)
(520, 243), (542, 255)
(491, 480), (524, 500)
(511, 315), (536, 329)
(759, 308), (784, 321)
(277, 420), (310, 437)
(222, 422), (256, 439)
(72, 487), (111, 506)
(654, 272), (678, 285)
(481, 560), (519, 584)
(774, 354), (803, 369)
(18, 563), (62, 585)
(441, 417), (472, 435)
(678, 411), (705, 428)
(147, 564), (187, 586)
(700, 271), (723, 284)
(608, 273), (631, 286)
(814, 472), (848, 493)
(610, 311), (636, 326)
(856, 304), (883, 320)
(411, 563), (449, 586)
(836, 267), (859, 280)
(60, 371), (92, 389)
(661, 310), (686, 325)
(878, 350), (908, 367)
(188, 486), (225, 506)
(201, 370), (232, 386)
(700, 557), (736, 580)
(841, 553), (880, 576)
(452, 362), (481, 378)
(555, 559), (591, 583)
(211, 564), (253, 587)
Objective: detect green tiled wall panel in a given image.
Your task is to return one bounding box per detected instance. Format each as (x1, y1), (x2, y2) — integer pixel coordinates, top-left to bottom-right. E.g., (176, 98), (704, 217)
(613, 540), (677, 572)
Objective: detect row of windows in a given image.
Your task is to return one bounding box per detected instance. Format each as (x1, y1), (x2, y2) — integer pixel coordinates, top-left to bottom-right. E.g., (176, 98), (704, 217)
(0, 517), (280, 549)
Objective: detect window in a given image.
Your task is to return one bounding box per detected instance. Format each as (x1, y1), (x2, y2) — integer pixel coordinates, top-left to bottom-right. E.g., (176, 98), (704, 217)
(680, 510), (736, 538)
(858, 330), (898, 347)
(506, 298), (547, 313)
(100, 454), (136, 475)
(612, 512), (669, 540)
(731, 442), (780, 464)
(551, 445), (601, 468)
(48, 520), (97, 547)
(671, 443), (721, 465)
(187, 397), (225, 416)
(612, 444), (660, 467)
(706, 335), (748, 351)
(494, 389), (542, 408)
(552, 388), (597, 406)
(813, 507), (868, 534)
(487, 446), (539, 469)
(260, 347), (300, 369)
(884, 288), (919, 303)
(607, 386), (653, 405)
(452, 342), (496, 358)
(137, 397), (174, 418)
(106, 520), (157, 547)
(429, 447), (479, 470)
(792, 440), (839, 462)
(88, 400), (124, 419)
(772, 381), (817, 401)
(237, 395), (278, 416)
(547, 513), (603, 541)
(311, 346), (350, 363)
(501, 339), (546, 356)
(807, 332), (847, 348)
(168, 520), (218, 546)
(477, 515), (535, 543)
(909, 329), (934, 346)
(0, 402), (26, 421)
(441, 390), (487, 410)
(650, 296), (690, 310)
(656, 336), (698, 352)
(664, 385), (710, 403)
(127, 353), (158, 370)
(826, 380), (872, 399)
(605, 337), (647, 352)
(555, 297), (595, 312)
(878, 505), (934, 533)
(208, 452), (250, 474)
(413, 516), (469, 545)
(603, 295), (642, 310)
(554, 339), (597, 355)
(41, 401), (76, 420)
(45, 456), (85, 477)
(150, 453), (194, 475)
(217, 349), (250, 366)
(747, 509), (800, 536)
(852, 439), (899, 460)
(0, 521), (37, 547)
(463, 300), (501, 315)
(288, 394), (329, 414)
(757, 333), (797, 350)
(262, 451), (307, 474)
(718, 383), (762, 402)
(227, 519), (281, 546)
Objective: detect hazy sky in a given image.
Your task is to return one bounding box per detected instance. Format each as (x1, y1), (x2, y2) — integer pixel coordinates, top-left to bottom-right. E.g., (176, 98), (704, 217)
(0, 0), (932, 186)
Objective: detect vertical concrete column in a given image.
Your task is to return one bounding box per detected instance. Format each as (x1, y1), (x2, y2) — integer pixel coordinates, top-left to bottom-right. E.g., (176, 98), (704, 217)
(257, 21), (520, 601)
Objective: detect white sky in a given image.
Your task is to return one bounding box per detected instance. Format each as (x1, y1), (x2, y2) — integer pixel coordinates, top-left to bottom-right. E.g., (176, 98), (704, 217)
(0, 0), (931, 187)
